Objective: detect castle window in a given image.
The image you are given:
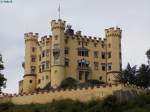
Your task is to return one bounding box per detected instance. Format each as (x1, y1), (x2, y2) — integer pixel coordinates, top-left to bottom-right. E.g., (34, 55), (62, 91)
(101, 52), (106, 59)
(107, 63), (112, 71)
(32, 47), (35, 52)
(39, 65), (41, 73)
(29, 80), (32, 83)
(31, 55), (36, 62)
(85, 42), (88, 46)
(42, 50), (45, 57)
(38, 79), (41, 84)
(78, 48), (88, 57)
(65, 39), (68, 44)
(42, 76), (44, 80)
(101, 63), (106, 71)
(94, 62), (99, 70)
(108, 52), (111, 58)
(42, 61), (45, 70)
(78, 41), (81, 45)
(79, 71), (83, 80)
(108, 43), (111, 48)
(99, 76), (102, 80)
(39, 55), (41, 61)
(31, 66), (36, 74)
(94, 51), (99, 58)
(46, 49), (49, 56)
(64, 48), (69, 54)
(46, 61), (49, 69)
(65, 58), (69, 66)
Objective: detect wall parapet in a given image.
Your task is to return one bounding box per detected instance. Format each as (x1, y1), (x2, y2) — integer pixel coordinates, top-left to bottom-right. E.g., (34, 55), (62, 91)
(0, 84), (147, 105)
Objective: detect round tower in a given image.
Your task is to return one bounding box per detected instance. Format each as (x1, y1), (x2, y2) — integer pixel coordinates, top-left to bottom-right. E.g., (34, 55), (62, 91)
(105, 27), (122, 84)
(22, 32), (38, 93)
(50, 19), (66, 87)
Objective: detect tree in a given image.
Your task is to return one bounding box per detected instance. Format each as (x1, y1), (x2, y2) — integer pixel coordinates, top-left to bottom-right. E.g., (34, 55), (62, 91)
(146, 49), (150, 65)
(115, 63), (137, 85)
(0, 54), (7, 93)
(60, 77), (78, 88)
(136, 64), (150, 87)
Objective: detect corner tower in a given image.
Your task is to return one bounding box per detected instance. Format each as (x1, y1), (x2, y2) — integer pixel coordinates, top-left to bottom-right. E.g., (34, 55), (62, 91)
(105, 27), (122, 84)
(22, 32), (38, 93)
(50, 19), (66, 87)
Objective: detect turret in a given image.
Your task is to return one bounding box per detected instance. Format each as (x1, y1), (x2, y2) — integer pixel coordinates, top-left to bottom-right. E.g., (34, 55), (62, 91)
(105, 27), (122, 84)
(22, 32), (38, 93)
(50, 19), (66, 87)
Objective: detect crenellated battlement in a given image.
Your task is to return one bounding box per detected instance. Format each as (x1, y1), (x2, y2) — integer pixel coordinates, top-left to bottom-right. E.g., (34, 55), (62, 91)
(51, 19), (66, 31)
(24, 32), (39, 43)
(105, 27), (122, 38)
(0, 84), (147, 105)
(65, 34), (106, 44)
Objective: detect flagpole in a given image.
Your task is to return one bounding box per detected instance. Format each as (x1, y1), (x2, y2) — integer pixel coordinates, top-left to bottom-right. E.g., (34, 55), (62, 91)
(58, 3), (60, 19)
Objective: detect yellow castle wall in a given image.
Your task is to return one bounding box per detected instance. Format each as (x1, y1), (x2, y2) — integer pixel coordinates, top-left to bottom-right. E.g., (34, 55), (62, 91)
(0, 85), (146, 105)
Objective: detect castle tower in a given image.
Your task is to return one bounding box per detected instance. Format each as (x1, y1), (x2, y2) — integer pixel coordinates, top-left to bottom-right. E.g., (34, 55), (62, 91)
(50, 19), (66, 87)
(22, 32), (38, 93)
(105, 27), (122, 84)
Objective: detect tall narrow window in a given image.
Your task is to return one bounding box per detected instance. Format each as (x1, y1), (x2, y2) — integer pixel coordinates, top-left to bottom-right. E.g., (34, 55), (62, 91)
(107, 63), (112, 71)
(101, 63), (106, 71)
(65, 58), (69, 67)
(108, 52), (111, 58)
(42, 50), (45, 57)
(94, 62), (99, 70)
(42, 61), (45, 70)
(94, 51), (99, 58)
(46, 61), (49, 69)
(31, 55), (36, 62)
(101, 52), (106, 59)
(31, 66), (36, 74)
(32, 47), (35, 52)
(64, 48), (69, 55)
(46, 49), (49, 56)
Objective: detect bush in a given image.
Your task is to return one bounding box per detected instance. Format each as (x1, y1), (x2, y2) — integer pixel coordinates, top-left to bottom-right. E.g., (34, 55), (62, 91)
(60, 77), (78, 88)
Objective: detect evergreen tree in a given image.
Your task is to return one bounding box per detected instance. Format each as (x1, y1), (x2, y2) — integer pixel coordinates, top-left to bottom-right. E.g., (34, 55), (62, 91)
(116, 63), (137, 85)
(146, 49), (150, 65)
(136, 64), (150, 87)
(0, 54), (7, 93)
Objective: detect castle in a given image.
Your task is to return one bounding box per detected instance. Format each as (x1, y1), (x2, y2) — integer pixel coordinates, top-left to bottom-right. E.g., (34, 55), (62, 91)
(19, 19), (122, 94)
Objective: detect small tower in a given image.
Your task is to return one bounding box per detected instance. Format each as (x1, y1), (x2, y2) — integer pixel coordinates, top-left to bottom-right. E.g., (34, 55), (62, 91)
(50, 19), (66, 87)
(105, 27), (122, 84)
(22, 32), (38, 93)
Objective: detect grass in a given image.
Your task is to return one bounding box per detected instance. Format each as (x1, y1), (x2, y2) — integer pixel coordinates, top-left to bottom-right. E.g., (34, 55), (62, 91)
(1, 93), (150, 112)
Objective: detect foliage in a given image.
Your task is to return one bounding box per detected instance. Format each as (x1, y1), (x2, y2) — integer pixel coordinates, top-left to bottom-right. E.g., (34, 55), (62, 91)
(116, 63), (150, 88)
(0, 54), (7, 92)
(146, 49), (150, 62)
(115, 63), (137, 85)
(60, 77), (78, 88)
(2, 93), (150, 112)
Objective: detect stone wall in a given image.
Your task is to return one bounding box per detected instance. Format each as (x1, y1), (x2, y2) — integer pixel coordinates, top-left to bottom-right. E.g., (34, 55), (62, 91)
(0, 84), (146, 105)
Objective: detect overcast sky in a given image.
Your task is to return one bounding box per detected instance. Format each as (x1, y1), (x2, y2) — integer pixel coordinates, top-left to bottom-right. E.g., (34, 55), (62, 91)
(0, 0), (150, 93)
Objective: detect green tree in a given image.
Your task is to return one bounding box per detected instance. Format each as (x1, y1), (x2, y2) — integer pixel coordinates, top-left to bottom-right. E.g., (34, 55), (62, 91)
(115, 63), (137, 85)
(146, 49), (150, 65)
(60, 77), (78, 88)
(0, 54), (7, 93)
(136, 64), (150, 87)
